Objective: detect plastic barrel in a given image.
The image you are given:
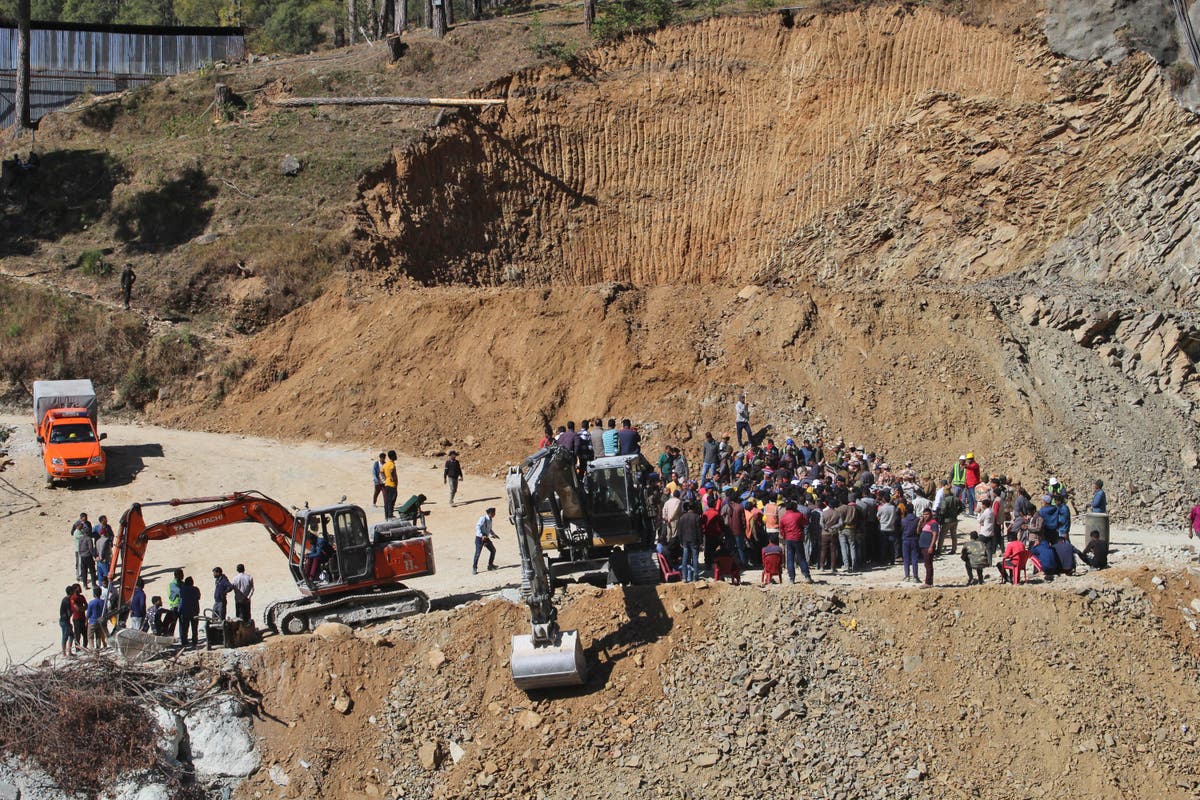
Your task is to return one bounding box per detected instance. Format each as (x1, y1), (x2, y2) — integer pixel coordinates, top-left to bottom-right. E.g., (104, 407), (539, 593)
(1083, 512), (1110, 543)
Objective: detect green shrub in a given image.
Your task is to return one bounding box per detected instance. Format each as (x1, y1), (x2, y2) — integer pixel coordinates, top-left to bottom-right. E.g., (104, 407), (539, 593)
(593, 0), (675, 41)
(118, 362), (158, 408)
(76, 249), (112, 277)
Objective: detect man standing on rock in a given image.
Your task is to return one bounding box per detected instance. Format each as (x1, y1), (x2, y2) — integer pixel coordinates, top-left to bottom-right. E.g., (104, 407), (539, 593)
(473, 507), (499, 574)
(211, 567), (234, 620)
(444, 450), (464, 507)
(602, 419), (619, 457)
(735, 394), (752, 448)
(382, 450), (399, 519)
(617, 419), (641, 455)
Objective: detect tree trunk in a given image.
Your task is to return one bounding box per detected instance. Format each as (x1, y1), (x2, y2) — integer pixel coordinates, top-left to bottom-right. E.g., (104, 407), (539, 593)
(346, 0), (357, 43)
(334, 25), (345, 47)
(431, 0), (446, 38)
(385, 34), (404, 61)
(396, 0), (406, 32)
(445, 0), (454, 26)
(467, 0), (480, 19)
(423, 0), (432, 28)
(584, 0), (595, 34)
(16, 0), (32, 129)
(378, 0), (392, 37)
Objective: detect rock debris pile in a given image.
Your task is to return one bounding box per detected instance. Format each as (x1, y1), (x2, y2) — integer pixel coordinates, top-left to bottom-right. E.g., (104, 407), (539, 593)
(236, 568), (1200, 800)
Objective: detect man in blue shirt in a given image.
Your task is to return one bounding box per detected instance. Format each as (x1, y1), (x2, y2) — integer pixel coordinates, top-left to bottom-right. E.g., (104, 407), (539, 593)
(1030, 534), (1060, 579)
(372, 452), (385, 507)
(601, 419), (619, 457)
(85, 587), (108, 649)
(616, 419), (641, 455)
(1090, 480), (1107, 513)
(128, 578), (148, 632)
(1053, 496), (1072, 542)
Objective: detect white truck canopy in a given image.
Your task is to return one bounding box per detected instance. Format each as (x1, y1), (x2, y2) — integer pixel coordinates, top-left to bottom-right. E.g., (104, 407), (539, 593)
(33, 379), (98, 425)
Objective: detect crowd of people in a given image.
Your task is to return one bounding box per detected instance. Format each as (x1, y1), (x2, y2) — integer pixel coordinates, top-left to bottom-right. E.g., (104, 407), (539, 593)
(542, 394), (1114, 589)
(58, 508), (255, 656)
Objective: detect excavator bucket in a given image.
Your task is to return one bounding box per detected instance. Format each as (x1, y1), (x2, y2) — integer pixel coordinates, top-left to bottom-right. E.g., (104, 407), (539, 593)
(511, 629), (587, 690)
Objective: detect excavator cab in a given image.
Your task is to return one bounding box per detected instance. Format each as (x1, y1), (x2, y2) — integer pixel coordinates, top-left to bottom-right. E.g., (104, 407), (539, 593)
(584, 454), (657, 547)
(291, 506), (374, 587)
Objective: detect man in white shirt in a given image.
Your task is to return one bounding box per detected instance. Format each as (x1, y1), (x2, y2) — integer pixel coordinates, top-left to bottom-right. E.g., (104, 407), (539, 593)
(735, 394), (751, 448)
(473, 508), (499, 574)
(231, 563), (255, 624)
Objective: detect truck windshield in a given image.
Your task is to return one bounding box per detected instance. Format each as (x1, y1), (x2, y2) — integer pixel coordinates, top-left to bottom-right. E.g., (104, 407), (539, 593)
(49, 423), (96, 444)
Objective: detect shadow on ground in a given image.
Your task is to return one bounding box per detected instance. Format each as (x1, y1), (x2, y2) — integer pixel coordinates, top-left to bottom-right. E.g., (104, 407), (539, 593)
(0, 150), (126, 257)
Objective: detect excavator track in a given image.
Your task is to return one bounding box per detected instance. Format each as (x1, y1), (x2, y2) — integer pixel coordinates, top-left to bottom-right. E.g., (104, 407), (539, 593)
(264, 587), (430, 635)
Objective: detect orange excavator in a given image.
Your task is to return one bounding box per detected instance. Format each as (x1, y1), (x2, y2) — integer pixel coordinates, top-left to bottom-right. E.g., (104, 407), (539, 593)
(108, 491), (435, 635)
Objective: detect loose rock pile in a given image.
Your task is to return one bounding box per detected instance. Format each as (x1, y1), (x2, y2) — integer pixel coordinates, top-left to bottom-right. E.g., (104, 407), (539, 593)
(237, 567), (1200, 800)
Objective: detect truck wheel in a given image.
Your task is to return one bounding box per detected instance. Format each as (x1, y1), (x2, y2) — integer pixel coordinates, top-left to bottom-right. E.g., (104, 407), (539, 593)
(44, 472), (54, 488)
(96, 470), (106, 484)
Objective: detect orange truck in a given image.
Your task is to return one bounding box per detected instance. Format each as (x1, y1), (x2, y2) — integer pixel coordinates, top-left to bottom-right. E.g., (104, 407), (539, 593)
(34, 379), (107, 485)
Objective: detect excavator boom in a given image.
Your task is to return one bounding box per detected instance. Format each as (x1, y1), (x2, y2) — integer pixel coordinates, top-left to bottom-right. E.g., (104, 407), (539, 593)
(507, 449), (587, 690)
(110, 492), (298, 613)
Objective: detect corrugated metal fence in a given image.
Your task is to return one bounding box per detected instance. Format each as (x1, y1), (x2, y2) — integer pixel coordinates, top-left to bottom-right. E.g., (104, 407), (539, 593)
(0, 21), (244, 129)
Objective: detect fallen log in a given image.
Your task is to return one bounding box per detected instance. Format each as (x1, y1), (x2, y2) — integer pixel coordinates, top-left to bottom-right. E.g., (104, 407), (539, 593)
(270, 96), (505, 108)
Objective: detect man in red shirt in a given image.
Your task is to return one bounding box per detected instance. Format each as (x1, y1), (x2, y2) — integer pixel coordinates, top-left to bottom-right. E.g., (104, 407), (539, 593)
(779, 501), (813, 584)
(701, 495), (726, 575)
(963, 453), (982, 517)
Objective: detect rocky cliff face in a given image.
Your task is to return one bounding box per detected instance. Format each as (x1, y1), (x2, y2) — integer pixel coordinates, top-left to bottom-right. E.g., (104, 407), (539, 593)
(181, 5), (1200, 523)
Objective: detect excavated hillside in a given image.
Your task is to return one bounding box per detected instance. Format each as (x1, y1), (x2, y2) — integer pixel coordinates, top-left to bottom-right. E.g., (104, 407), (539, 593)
(231, 569), (1200, 800)
(179, 5), (1200, 523)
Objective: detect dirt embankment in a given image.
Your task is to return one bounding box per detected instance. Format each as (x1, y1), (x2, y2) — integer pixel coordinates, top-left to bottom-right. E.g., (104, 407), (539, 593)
(235, 570), (1200, 800)
(297, 6), (1197, 522)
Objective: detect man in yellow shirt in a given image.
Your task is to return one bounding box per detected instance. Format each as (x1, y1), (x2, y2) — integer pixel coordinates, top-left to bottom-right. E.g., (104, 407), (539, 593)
(382, 450), (399, 519)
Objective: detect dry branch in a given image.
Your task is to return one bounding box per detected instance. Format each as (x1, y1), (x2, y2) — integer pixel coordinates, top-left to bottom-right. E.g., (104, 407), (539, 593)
(0, 652), (255, 797)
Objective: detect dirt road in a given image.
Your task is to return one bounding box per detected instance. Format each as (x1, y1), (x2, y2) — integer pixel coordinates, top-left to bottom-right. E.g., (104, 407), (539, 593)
(0, 414), (517, 663)
(2, 413), (1194, 664)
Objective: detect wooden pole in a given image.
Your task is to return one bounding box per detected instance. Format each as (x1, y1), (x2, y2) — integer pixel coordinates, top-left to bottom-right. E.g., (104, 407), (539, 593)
(16, 0), (31, 129)
(271, 96), (504, 107)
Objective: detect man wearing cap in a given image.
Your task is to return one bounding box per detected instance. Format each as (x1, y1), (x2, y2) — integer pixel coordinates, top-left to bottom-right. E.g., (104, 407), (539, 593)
(963, 453), (981, 516)
(443, 451), (464, 507)
(950, 455), (968, 502)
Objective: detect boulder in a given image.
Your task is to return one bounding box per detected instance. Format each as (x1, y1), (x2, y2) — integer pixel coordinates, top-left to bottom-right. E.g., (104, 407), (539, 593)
(313, 621), (353, 639)
(186, 698), (261, 779)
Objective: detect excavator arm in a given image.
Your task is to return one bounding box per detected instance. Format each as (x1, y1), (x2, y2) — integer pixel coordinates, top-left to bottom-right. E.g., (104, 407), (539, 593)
(109, 492), (298, 615)
(507, 454), (587, 690)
